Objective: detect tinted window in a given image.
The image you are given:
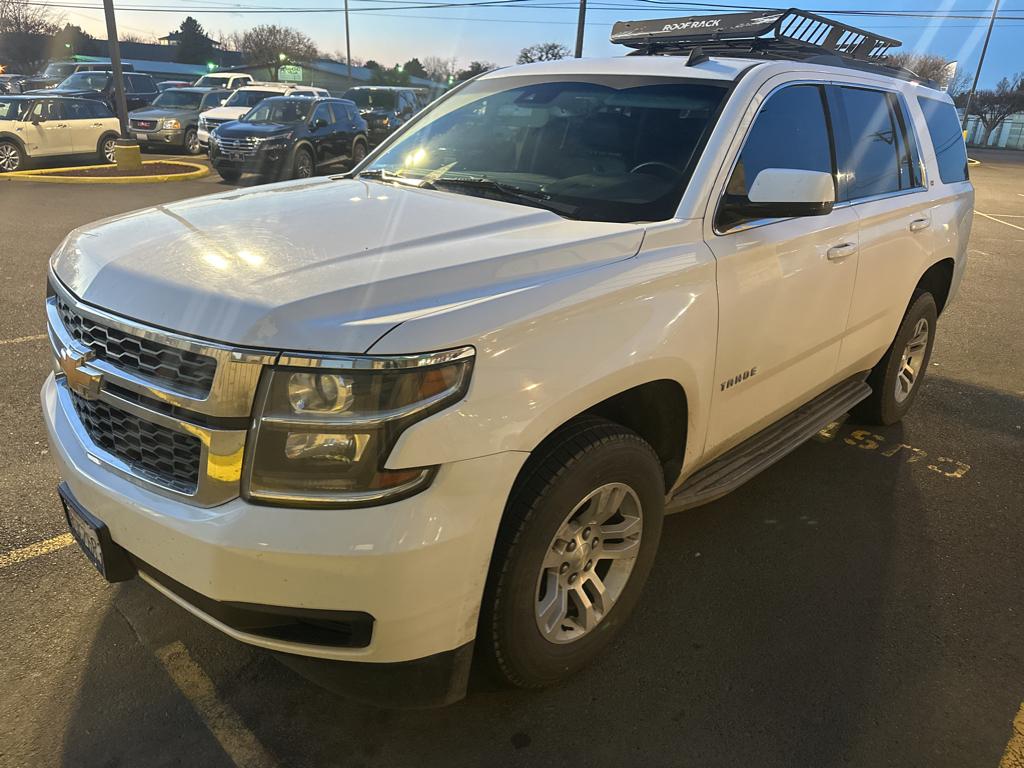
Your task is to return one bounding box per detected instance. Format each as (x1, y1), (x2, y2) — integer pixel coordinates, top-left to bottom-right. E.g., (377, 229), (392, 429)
(127, 74), (155, 93)
(837, 87), (904, 199)
(32, 100), (64, 120)
(153, 90), (202, 109)
(86, 100), (113, 118)
(200, 92), (227, 110)
(890, 94), (923, 190)
(225, 90), (279, 108)
(719, 85), (833, 228)
(0, 98), (29, 120)
(918, 96), (969, 184)
(64, 99), (93, 119)
(59, 72), (110, 91)
(311, 103), (333, 125)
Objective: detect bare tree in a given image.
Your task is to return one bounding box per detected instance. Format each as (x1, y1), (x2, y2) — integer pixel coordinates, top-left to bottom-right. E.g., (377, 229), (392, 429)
(967, 74), (1024, 145)
(228, 24), (319, 65)
(0, 0), (62, 73)
(422, 55), (458, 83)
(886, 53), (958, 87)
(329, 49), (363, 67)
(517, 42), (569, 64)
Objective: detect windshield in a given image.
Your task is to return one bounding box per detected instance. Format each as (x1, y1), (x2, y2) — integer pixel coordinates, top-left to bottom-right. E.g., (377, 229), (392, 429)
(241, 98), (312, 124)
(195, 75), (232, 88)
(361, 75), (727, 223)
(344, 90), (396, 111)
(153, 90), (203, 110)
(0, 98), (28, 120)
(43, 63), (76, 79)
(58, 72), (109, 91)
(225, 89), (279, 109)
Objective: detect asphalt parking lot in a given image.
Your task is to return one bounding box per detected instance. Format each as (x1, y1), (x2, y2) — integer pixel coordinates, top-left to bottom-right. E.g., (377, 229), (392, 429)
(0, 150), (1022, 768)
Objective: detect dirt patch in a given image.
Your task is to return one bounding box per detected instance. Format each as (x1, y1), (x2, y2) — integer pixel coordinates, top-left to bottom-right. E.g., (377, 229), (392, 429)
(37, 162), (198, 178)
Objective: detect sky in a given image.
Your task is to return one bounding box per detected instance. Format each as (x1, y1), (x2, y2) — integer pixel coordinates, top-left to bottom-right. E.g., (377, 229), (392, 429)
(41, 0), (1024, 88)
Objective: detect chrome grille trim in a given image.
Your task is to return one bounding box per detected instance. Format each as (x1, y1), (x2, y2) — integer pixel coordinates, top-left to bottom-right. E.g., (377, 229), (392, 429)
(214, 136), (259, 156)
(48, 275), (276, 419)
(129, 118), (157, 131)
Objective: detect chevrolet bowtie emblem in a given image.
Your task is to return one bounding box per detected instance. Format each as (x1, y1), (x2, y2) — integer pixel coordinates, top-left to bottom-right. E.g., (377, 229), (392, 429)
(58, 346), (102, 400)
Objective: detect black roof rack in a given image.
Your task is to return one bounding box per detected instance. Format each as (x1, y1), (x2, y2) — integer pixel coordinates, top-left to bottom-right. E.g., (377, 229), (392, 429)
(610, 8), (901, 62)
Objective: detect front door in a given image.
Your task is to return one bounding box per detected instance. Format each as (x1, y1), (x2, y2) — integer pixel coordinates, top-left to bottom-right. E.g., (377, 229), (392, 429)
(64, 98), (104, 155)
(308, 102), (336, 165)
(23, 99), (73, 156)
(704, 81), (859, 454)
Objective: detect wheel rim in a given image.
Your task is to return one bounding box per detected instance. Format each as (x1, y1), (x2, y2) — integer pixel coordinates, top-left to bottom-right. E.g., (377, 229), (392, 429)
(0, 143), (19, 171)
(534, 482), (643, 644)
(103, 139), (116, 163)
(186, 131), (199, 154)
(354, 143), (365, 163)
(296, 153), (313, 177)
(895, 317), (929, 403)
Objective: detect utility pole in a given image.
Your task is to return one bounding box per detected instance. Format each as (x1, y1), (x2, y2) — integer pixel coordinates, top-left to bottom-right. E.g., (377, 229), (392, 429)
(344, 0), (353, 85)
(960, 0), (1001, 133)
(574, 0), (586, 58)
(101, 0), (130, 138)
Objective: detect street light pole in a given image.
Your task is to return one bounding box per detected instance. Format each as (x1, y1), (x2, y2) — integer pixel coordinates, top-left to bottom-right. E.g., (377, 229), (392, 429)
(344, 0), (353, 84)
(574, 0), (586, 58)
(101, 0), (130, 138)
(960, 0), (1002, 133)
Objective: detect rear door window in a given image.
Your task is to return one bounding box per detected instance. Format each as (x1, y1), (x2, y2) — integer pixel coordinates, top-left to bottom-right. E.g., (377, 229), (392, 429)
(917, 96), (969, 184)
(834, 87), (918, 200)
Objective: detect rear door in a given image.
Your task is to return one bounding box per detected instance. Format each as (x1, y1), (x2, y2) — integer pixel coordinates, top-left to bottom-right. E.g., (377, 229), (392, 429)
(308, 102), (336, 165)
(703, 80), (860, 453)
(830, 85), (936, 376)
(65, 98), (104, 154)
(24, 99), (72, 156)
(329, 102), (357, 159)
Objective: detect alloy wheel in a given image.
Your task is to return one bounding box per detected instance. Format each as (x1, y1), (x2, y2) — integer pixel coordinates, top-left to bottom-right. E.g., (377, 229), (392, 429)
(0, 143), (20, 172)
(103, 139), (116, 163)
(296, 152), (313, 178)
(185, 131), (199, 155)
(895, 317), (929, 403)
(534, 482), (643, 644)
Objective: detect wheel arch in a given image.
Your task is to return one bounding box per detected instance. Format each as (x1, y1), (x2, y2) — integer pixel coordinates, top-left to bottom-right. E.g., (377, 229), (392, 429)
(915, 258), (955, 315)
(0, 131), (27, 154)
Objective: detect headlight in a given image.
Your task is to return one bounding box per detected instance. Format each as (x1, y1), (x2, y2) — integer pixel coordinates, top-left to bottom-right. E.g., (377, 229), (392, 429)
(243, 347), (474, 507)
(163, 118), (181, 130)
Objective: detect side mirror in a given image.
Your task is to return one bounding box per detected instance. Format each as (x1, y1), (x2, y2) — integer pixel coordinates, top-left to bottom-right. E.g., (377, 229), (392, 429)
(311, 118), (327, 130)
(32, 115), (46, 124)
(722, 168), (835, 223)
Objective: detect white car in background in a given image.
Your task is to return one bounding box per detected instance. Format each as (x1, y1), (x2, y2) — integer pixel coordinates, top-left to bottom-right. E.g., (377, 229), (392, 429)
(0, 95), (120, 172)
(197, 83), (329, 147)
(192, 72), (254, 91)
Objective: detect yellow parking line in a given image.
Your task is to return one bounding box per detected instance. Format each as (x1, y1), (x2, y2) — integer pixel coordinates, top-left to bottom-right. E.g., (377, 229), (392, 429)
(976, 212), (1024, 232)
(1000, 702), (1024, 768)
(156, 642), (278, 768)
(0, 333), (46, 346)
(0, 533), (74, 569)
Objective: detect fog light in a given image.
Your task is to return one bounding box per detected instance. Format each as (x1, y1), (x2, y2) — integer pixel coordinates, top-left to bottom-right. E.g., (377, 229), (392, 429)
(284, 432), (369, 462)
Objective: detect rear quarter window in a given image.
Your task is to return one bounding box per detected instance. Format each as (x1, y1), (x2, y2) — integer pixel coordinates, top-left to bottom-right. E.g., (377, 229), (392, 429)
(917, 96), (969, 184)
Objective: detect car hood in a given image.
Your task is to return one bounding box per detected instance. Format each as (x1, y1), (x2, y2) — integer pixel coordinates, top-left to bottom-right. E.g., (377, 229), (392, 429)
(215, 122), (294, 139)
(130, 105), (196, 119)
(52, 178), (645, 353)
(202, 106), (250, 121)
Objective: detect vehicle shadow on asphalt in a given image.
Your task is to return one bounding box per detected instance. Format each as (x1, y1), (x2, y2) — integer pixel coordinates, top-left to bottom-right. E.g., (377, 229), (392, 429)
(54, 375), (1022, 768)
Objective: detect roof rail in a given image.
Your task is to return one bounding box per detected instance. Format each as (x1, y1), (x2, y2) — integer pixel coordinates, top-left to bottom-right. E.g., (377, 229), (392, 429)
(610, 8), (900, 61)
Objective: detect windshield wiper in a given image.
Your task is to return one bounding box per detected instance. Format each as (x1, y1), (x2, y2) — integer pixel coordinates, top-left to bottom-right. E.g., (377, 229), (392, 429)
(359, 168), (438, 189)
(429, 177), (579, 218)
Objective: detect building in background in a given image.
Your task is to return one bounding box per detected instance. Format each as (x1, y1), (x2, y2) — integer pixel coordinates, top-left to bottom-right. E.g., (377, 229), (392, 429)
(961, 110), (1024, 150)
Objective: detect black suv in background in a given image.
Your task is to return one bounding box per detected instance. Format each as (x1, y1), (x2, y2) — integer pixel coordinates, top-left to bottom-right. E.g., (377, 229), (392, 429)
(341, 86), (420, 145)
(26, 71), (158, 112)
(209, 96), (368, 183)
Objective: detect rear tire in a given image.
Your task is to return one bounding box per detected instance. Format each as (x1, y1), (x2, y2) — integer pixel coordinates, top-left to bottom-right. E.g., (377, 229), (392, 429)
(217, 168), (241, 183)
(479, 417), (664, 689)
(97, 135), (117, 164)
(0, 139), (25, 172)
(350, 138), (367, 168)
(853, 292), (938, 425)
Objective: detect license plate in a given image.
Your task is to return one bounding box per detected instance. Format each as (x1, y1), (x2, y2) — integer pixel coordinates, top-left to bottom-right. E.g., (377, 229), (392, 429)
(226, 151), (244, 161)
(59, 484), (134, 583)
(135, 132), (148, 141)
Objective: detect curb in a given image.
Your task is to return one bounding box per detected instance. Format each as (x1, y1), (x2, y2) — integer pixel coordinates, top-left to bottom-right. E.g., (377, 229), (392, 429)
(0, 160), (209, 184)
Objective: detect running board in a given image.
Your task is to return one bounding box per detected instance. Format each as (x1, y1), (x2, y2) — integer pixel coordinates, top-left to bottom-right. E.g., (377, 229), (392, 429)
(666, 375), (872, 513)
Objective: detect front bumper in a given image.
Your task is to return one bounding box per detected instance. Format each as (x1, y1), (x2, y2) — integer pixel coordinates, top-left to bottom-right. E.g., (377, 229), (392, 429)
(209, 143), (289, 176)
(42, 372), (524, 673)
(134, 127), (186, 147)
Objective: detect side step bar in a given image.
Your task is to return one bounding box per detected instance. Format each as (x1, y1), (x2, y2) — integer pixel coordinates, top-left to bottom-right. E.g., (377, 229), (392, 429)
(666, 375), (872, 513)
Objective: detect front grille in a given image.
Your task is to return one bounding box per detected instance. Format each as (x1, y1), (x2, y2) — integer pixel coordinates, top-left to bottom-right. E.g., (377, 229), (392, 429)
(202, 118), (229, 129)
(56, 298), (217, 397)
(214, 136), (259, 157)
(130, 118), (157, 131)
(70, 392), (202, 495)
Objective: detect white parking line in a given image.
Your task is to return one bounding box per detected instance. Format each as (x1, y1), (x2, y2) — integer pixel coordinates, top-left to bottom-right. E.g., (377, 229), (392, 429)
(0, 333), (46, 346)
(0, 533), (74, 569)
(156, 642), (278, 768)
(976, 212), (1024, 232)
(999, 701), (1024, 768)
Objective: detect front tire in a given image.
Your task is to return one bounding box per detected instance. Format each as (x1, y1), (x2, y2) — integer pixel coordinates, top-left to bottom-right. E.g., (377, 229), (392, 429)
(479, 417), (665, 689)
(182, 127), (201, 156)
(0, 139), (25, 172)
(853, 291), (938, 425)
(292, 147), (314, 179)
(216, 167), (241, 183)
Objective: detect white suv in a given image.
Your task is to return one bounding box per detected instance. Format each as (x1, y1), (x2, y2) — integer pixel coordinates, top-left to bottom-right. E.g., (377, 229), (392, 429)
(42, 10), (972, 707)
(197, 82), (329, 146)
(0, 95), (120, 172)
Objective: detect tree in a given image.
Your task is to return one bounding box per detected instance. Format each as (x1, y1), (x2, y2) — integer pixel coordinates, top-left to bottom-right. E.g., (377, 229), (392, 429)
(455, 60), (494, 82)
(370, 65), (410, 86)
(516, 42), (569, 64)
(967, 74), (1024, 145)
(402, 57), (427, 79)
(422, 55), (458, 83)
(173, 16), (214, 65)
(0, 0), (61, 73)
(227, 24), (319, 65)
(363, 59), (381, 70)
(886, 53), (959, 88)
(52, 23), (96, 58)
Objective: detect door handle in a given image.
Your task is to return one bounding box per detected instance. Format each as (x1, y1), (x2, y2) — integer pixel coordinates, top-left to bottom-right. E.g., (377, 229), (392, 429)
(827, 242), (857, 261)
(909, 218), (931, 232)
